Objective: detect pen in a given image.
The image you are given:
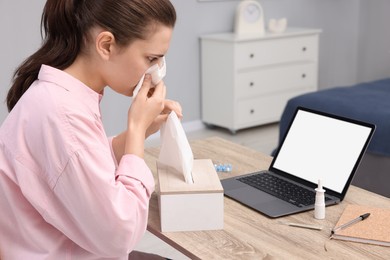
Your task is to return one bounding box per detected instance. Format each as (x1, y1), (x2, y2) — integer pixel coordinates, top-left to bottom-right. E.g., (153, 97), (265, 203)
(279, 221), (322, 231)
(331, 213), (370, 234)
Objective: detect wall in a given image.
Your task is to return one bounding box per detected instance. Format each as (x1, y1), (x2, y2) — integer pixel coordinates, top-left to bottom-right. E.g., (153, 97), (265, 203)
(1, 0), (389, 136)
(357, 0), (390, 82)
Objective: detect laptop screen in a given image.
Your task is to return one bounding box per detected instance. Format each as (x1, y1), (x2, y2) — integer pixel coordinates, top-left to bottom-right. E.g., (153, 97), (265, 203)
(272, 108), (374, 193)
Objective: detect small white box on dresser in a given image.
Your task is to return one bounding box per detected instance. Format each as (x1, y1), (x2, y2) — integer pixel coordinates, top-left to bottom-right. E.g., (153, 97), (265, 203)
(157, 159), (224, 232)
(200, 28), (321, 133)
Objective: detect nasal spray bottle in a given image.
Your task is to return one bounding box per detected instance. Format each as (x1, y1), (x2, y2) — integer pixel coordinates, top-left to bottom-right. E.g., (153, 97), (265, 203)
(314, 179), (326, 219)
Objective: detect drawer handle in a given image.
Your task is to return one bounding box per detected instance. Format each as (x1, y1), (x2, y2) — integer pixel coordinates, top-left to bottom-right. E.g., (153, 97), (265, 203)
(249, 53), (255, 59)
(250, 109), (255, 114)
(249, 82), (254, 87)
(302, 47), (307, 52)
(302, 73), (306, 78)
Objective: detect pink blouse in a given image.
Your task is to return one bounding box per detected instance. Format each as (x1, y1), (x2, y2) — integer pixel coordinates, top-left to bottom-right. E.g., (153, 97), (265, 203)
(0, 65), (155, 259)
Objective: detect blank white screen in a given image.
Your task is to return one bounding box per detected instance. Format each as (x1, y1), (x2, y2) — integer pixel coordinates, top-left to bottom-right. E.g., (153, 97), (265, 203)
(273, 110), (372, 193)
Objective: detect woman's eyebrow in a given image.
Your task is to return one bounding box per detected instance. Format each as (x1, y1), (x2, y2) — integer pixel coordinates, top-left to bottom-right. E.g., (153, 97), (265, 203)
(149, 54), (165, 58)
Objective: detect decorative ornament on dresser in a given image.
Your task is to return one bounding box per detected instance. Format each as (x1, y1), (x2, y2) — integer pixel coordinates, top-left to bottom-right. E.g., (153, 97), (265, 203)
(268, 18), (288, 33)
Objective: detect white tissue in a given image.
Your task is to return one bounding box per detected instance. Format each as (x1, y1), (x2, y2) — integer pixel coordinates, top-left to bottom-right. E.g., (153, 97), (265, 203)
(158, 111), (194, 184)
(133, 57), (166, 98)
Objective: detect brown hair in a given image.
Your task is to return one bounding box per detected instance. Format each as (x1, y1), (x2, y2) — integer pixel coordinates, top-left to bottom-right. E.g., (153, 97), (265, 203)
(6, 0), (176, 111)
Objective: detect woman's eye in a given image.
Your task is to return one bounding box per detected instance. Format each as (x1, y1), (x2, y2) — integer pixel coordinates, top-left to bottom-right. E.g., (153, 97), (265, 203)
(148, 57), (158, 63)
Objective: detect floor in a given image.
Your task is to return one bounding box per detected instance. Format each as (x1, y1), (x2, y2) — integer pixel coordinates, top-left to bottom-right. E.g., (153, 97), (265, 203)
(134, 123), (280, 259)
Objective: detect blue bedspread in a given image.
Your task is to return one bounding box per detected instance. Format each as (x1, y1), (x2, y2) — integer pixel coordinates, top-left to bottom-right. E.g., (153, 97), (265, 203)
(276, 78), (390, 156)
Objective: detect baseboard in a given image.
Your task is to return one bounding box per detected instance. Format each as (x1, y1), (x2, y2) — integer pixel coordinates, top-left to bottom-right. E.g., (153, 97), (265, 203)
(148, 119), (205, 141)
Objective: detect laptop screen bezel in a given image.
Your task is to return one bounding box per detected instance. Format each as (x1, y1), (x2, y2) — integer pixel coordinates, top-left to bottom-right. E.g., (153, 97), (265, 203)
(270, 106), (376, 200)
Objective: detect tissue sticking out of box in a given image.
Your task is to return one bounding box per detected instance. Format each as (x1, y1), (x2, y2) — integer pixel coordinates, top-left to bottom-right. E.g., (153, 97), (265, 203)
(158, 111), (194, 184)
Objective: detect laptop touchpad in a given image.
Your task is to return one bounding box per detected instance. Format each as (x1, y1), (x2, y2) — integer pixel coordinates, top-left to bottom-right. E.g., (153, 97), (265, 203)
(226, 186), (277, 206)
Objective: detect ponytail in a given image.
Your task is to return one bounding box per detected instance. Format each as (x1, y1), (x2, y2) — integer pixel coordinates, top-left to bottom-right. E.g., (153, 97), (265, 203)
(7, 0), (82, 111)
(7, 0), (176, 112)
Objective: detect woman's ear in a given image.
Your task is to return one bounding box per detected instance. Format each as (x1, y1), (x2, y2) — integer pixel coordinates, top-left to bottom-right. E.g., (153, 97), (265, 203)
(95, 31), (116, 61)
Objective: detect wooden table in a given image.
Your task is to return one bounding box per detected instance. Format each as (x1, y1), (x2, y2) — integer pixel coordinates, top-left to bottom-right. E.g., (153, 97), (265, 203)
(144, 137), (390, 259)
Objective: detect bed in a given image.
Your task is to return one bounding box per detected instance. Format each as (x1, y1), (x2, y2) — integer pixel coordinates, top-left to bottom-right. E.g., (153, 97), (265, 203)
(274, 78), (390, 198)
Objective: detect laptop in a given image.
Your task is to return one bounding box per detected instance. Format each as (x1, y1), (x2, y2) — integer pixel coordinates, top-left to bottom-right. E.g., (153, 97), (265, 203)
(221, 107), (375, 218)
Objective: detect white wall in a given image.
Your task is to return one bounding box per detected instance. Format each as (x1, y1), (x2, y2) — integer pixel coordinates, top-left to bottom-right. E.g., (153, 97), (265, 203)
(1, 0), (389, 136)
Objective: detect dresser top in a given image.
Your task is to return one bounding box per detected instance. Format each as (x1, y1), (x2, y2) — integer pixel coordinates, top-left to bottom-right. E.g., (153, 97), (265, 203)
(200, 27), (322, 42)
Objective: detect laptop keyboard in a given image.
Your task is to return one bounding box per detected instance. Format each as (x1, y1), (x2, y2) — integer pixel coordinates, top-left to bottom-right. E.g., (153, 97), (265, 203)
(238, 172), (329, 207)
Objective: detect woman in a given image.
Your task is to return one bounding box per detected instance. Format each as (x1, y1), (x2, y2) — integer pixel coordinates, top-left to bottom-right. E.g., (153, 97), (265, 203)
(0, 0), (181, 259)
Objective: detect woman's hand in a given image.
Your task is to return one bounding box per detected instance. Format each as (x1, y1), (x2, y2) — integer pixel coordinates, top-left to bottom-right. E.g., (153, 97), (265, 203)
(145, 99), (182, 138)
(125, 75), (166, 157)
(113, 76), (183, 160)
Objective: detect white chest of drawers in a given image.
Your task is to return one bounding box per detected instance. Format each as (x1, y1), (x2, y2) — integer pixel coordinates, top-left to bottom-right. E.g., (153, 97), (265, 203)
(200, 28), (321, 133)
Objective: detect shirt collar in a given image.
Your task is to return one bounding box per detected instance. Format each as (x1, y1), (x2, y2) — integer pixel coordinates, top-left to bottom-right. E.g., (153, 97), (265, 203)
(38, 64), (103, 117)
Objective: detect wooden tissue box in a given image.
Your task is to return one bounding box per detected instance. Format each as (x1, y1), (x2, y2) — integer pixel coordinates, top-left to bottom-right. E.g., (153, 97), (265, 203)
(157, 159), (224, 232)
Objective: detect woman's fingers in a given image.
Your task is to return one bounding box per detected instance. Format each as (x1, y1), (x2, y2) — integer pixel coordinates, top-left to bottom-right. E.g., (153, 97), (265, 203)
(136, 74), (152, 98)
(163, 99), (183, 119)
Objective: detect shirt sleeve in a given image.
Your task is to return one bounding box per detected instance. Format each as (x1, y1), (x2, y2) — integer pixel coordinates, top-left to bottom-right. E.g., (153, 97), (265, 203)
(107, 136), (119, 169)
(46, 148), (155, 258)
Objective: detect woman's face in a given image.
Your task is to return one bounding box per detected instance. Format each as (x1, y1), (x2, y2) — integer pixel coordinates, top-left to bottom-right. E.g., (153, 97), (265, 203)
(104, 24), (173, 96)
